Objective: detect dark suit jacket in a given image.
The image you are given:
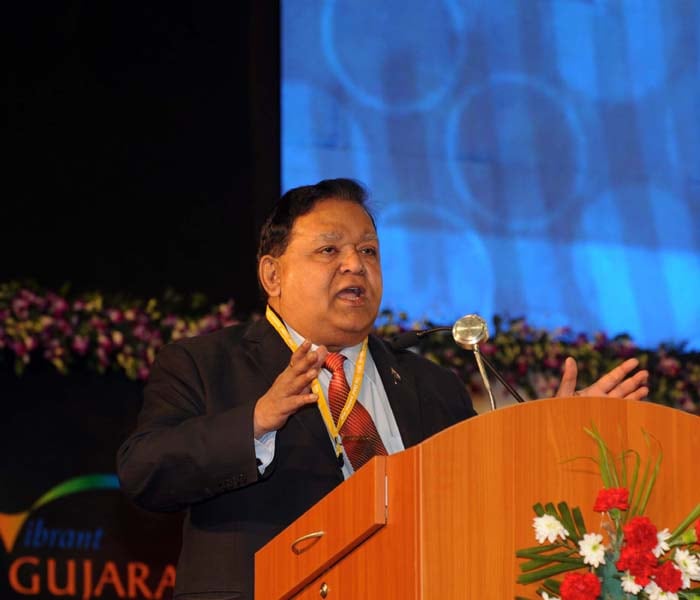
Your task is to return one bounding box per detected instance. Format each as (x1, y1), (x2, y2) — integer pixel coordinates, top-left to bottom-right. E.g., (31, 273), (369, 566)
(117, 317), (476, 599)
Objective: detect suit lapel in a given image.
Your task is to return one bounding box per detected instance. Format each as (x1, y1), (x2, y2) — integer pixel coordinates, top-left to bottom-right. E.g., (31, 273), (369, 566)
(242, 317), (290, 386)
(368, 335), (424, 448)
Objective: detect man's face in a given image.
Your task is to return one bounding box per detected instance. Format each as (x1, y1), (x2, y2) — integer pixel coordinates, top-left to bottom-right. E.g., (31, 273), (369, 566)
(262, 198), (383, 350)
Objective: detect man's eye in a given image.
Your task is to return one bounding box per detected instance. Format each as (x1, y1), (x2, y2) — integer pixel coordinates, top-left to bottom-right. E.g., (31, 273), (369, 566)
(320, 246), (337, 254)
(360, 247), (378, 256)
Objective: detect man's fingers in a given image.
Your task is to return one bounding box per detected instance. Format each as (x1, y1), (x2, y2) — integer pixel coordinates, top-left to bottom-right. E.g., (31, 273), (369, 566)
(315, 345), (329, 368)
(623, 386), (649, 401)
(288, 340), (314, 370)
(278, 392), (319, 417)
(255, 340), (329, 438)
(555, 357), (578, 397)
(295, 392), (319, 408)
(254, 391), (318, 437)
(605, 369), (649, 398)
(594, 358), (640, 393)
(289, 340), (328, 373)
(549, 354), (648, 402)
(254, 341), (328, 437)
(284, 342), (329, 397)
(290, 367), (319, 392)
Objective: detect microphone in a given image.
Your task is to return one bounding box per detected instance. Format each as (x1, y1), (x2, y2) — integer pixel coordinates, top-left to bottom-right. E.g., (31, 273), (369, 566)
(389, 316), (526, 408)
(388, 326), (452, 351)
(452, 314), (526, 408)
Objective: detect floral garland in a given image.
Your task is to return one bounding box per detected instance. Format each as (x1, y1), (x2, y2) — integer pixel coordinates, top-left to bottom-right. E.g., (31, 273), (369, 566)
(0, 282), (241, 381)
(1, 283), (699, 414)
(374, 311), (700, 414)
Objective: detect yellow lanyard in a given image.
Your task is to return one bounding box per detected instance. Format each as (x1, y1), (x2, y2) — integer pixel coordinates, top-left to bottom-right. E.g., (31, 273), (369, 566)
(265, 305), (368, 460)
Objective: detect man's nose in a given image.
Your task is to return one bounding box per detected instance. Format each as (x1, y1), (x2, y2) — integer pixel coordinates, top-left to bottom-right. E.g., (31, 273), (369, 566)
(339, 248), (365, 274)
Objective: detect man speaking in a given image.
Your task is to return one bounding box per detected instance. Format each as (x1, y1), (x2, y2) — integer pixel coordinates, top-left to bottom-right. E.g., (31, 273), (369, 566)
(117, 178), (648, 599)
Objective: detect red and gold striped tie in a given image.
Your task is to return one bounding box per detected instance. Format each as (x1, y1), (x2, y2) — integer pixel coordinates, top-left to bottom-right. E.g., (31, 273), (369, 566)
(324, 352), (388, 471)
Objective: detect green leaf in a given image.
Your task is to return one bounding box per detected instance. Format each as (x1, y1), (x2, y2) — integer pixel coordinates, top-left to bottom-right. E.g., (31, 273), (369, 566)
(585, 424), (616, 487)
(544, 502), (558, 517)
(619, 446), (629, 488)
(516, 561), (584, 584)
(557, 502), (581, 542)
(635, 440), (662, 516)
(669, 502), (700, 543)
(542, 579), (561, 595)
(516, 544), (563, 557)
(572, 507), (587, 536)
(621, 448), (641, 521)
(519, 551), (582, 572)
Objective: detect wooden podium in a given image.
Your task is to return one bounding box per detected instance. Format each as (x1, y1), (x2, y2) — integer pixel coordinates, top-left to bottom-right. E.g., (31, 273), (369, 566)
(255, 398), (699, 599)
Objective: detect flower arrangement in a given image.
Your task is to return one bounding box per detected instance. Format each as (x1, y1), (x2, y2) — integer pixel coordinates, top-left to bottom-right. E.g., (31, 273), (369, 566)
(1, 282), (699, 415)
(515, 426), (700, 599)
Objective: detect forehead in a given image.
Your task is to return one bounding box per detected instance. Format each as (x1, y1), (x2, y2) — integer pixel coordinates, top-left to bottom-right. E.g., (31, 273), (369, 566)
(290, 198), (377, 239)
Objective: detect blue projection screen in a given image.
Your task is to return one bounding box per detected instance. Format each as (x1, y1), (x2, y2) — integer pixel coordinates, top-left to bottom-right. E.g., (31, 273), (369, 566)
(282, 0), (700, 350)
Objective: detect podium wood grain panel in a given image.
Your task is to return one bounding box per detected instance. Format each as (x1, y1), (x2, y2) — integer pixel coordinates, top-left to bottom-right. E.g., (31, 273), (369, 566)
(293, 447), (421, 599)
(419, 397), (699, 597)
(257, 398), (699, 599)
(255, 455), (387, 599)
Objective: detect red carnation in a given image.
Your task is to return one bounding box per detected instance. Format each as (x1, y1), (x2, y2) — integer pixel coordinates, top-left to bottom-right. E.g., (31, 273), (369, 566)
(593, 487), (630, 512)
(617, 546), (658, 585)
(695, 519), (700, 543)
(654, 561), (683, 593)
(623, 516), (658, 552)
(560, 572), (601, 600)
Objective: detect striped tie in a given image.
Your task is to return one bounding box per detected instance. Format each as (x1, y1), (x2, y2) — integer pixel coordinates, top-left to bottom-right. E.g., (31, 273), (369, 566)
(324, 352), (388, 471)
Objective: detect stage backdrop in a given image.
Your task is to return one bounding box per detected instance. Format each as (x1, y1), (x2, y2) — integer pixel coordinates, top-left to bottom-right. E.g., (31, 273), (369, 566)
(282, 0), (700, 351)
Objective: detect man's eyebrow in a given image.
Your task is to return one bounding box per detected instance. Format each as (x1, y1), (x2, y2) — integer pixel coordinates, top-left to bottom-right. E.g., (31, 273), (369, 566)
(316, 232), (342, 241)
(313, 232), (378, 242)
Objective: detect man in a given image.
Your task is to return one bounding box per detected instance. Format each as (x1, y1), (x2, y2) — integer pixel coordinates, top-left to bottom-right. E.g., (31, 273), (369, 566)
(117, 178), (648, 599)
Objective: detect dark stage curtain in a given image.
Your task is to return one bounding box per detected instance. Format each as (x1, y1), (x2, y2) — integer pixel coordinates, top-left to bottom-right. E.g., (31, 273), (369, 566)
(3, 3), (280, 598)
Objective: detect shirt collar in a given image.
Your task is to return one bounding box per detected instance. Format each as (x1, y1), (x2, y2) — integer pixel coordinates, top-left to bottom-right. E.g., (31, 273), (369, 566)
(285, 322), (364, 364)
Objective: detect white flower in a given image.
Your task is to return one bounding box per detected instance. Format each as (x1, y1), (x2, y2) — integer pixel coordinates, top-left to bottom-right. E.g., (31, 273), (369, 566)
(621, 571), (643, 594)
(533, 514), (569, 544)
(541, 593), (560, 600)
(653, 528), (672, 557)
(578, 532), (606, 568)
(644, 580), (679, 600)
(673, 548), (700, 588)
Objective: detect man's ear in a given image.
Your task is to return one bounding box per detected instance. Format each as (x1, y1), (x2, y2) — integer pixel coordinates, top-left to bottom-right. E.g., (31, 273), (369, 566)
(258, 255), (281, 297)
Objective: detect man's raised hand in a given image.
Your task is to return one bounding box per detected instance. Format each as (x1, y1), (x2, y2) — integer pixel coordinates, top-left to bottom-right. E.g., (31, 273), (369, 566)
(253, 340), (328, 438)
(555, 356), (649, 400)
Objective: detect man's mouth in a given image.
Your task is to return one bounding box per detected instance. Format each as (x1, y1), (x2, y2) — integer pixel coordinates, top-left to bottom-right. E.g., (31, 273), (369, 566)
(337, 287), (366, 301)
